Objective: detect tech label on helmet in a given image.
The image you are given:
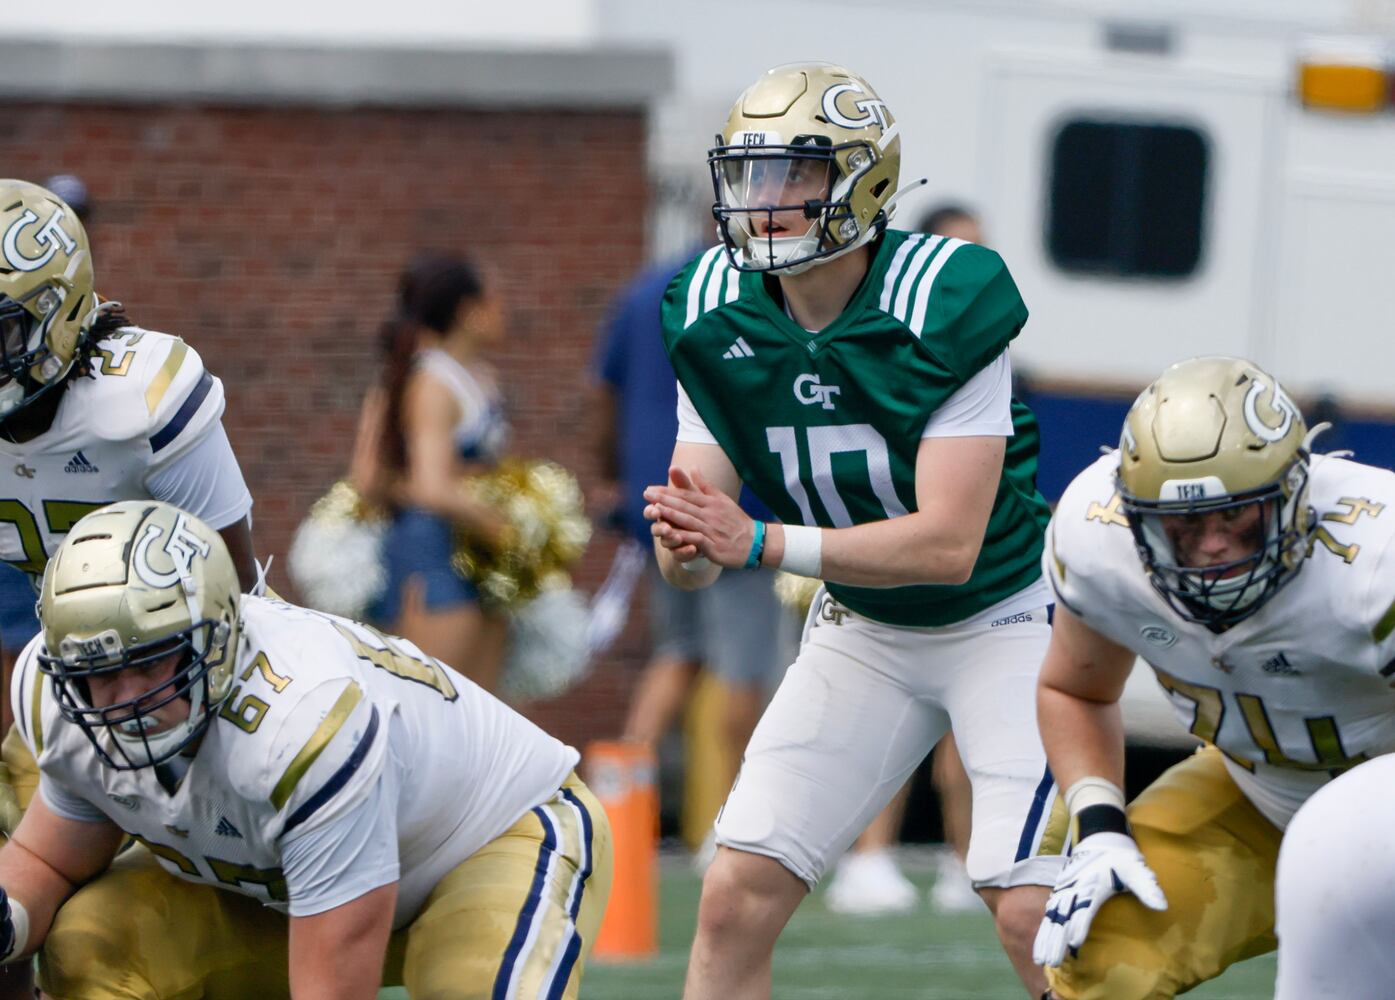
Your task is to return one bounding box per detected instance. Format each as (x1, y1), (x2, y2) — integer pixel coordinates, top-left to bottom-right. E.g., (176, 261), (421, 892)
(1116, 356), (1316, 629)
(708, 62), (903, 275)
(0, 179), (99, 421)
(37, 502), (241, 770)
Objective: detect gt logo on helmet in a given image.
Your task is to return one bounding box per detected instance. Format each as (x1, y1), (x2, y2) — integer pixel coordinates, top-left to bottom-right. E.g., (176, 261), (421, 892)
(1242, 378), (1299, 443)
(821, 82), (891, 130)
(134, 513), (212, 589)
(2, 207), (78, 273)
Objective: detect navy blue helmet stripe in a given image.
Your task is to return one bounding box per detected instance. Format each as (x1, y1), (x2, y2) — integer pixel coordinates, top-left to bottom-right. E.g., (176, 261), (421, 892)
(150, 371), (214, 453)
(494, 804), (560, 999)
(1015, 763), (1056, 862)
(282, 705), (379, 835)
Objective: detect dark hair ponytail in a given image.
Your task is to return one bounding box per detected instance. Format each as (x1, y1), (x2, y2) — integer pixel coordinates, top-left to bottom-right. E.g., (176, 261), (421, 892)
(379, 253), (485, 473)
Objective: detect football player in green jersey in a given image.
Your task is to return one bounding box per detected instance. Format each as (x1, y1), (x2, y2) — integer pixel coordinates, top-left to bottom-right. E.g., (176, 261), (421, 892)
(643, 62), (1062, 998)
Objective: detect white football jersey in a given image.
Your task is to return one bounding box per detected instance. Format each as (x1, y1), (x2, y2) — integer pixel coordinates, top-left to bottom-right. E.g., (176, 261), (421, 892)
(1048, 451), (1395, 828)
(12, 595), (579, 925)
(0, 327), (230, 578)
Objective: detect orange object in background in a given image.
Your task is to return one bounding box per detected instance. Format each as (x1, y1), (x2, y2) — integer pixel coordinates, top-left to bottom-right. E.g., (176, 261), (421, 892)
(585, 740), (658, 960)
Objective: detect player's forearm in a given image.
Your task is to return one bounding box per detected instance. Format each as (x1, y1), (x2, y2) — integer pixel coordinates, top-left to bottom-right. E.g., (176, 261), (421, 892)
(0, 840), (80, 960)
(764, 513), (980, 587)
(288, 885), (396, 1000)
(1036, 683), (1127, 793)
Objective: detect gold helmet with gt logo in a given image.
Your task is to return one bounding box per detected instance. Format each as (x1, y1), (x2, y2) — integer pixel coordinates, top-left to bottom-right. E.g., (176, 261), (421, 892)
(709, 61), (902, 274)
(0, 178), (99, 420)
(37, 502), (242, 770)
(1117, 356), (1316, 628)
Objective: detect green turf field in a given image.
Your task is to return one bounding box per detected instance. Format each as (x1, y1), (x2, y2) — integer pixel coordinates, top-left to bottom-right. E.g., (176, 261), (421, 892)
(583, 852), (1278, 999)
(376, 849), (1278, 998)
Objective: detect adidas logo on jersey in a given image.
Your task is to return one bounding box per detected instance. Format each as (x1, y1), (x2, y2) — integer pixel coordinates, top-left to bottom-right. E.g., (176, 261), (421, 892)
(63, 450), (99, 474)
(215, 817), (243, 839)
(722, 337), (755, 360)
(1261, 651), (1301, 676)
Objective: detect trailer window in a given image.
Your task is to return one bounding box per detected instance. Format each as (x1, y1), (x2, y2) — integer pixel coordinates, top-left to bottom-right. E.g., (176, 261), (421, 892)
(1047, 119), (1208, 279)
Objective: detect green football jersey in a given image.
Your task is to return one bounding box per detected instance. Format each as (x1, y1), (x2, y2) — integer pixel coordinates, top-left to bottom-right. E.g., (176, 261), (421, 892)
(661, 230), (1050, 627)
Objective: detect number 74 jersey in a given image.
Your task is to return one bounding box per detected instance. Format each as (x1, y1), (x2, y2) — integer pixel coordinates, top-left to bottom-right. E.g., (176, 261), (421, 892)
(661, 232), (1051, 628)
(1048, 451), (1395, 829)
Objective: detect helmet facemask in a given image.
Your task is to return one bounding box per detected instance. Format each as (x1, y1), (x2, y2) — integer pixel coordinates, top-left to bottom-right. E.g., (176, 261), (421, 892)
(709, 134), (881, 275)
(0, 279), (78, 417)
(1122, 458), (1312, 629)
(39, 619), (232, 770)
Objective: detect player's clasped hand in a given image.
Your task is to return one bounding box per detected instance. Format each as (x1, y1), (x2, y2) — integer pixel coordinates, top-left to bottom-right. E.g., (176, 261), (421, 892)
(643, 467), (756, 568)
(1032, 831), (1168, 967)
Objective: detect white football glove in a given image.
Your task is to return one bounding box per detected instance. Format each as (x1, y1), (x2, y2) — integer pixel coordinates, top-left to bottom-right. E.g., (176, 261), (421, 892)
(1033, 831), (1168, 967)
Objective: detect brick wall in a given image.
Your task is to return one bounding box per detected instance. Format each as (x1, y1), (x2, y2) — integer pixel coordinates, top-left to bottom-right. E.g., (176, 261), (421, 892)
(3, 100), (654, 745)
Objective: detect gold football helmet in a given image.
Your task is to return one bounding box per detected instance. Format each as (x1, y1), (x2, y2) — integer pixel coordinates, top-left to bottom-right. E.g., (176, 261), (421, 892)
(0, 178), (98, 419)
(38, 502), (241, 770)
(1117, 356), (1315, 628)
(709, 61), (901, 274)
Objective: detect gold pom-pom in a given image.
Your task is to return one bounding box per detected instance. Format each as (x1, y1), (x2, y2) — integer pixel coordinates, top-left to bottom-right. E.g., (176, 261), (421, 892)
(773, 571), (822, 619)
(450, 459), (592, 610)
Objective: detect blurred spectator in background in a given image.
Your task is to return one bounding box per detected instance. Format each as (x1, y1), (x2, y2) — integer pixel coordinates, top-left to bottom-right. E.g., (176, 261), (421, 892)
(353, 253), (512, 692)
(824, 203), (988, 917)
(590, 252), (796, 860)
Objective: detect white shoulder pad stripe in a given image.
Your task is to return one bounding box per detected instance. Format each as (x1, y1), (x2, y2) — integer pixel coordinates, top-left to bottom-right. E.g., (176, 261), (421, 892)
(893, 236), (943, 326)
(684, 246), (726, 329)
(877, 234), (925, 314)
(908, 238), (967, 337)
(722, 259), (740, 305)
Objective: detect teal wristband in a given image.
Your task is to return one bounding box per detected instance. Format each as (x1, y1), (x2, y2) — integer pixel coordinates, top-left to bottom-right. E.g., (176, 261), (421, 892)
(744, 520), (767, 569)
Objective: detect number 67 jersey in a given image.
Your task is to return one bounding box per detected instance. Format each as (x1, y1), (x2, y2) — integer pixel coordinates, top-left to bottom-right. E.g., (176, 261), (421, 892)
(12, 595), (578, 926)
(1049, 450), (1395, 829)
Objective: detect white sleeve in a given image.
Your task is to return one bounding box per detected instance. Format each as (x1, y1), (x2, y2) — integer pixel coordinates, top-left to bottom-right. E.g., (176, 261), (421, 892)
(280, 764), (401, 918)
(37, 774), (110, 824)
(143, 422), (254, 531)
(922, 352), (1015, 439)
(675, 381), (719, 445)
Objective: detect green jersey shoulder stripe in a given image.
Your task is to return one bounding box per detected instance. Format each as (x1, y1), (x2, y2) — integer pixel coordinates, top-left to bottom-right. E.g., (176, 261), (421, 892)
(876, 235), (968, 337)
(684, 246), (741, 329)
(877, 233), (933, 315)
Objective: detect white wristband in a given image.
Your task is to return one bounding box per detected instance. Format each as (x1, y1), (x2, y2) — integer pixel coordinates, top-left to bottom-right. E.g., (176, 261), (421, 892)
(2, 898), (29, 964)
(1063, 776), (1126, 818)
(679, 555), (713, 573)
(777, 525), (822, 578)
